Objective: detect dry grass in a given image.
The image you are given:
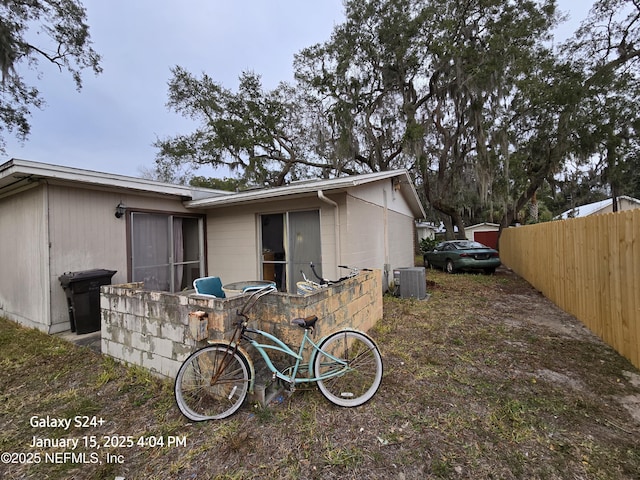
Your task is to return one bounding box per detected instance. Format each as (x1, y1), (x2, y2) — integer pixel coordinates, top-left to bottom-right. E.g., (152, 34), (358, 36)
(1, 268), (639, 479)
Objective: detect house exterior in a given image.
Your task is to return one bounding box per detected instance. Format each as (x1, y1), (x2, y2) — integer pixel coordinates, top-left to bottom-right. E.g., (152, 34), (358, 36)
(555, 196), (640, 220)
(0, 159), (425, 334)
(415, 221), (439, 243)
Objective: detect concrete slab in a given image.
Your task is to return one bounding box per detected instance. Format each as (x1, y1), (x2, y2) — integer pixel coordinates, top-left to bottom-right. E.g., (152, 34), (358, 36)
(56, 330), (102, 353)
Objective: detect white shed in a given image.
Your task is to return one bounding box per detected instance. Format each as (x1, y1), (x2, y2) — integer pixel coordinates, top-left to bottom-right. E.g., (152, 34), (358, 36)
(464, 222), (500, 249)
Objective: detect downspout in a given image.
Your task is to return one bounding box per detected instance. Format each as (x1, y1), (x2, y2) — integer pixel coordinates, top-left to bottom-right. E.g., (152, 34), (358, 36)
(317, 190), (341, 268)
(44, 181), (53, 333)
(383, 187), (390, 290)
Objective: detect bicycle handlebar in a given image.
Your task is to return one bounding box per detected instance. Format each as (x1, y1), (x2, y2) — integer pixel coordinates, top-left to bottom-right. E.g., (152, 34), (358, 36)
(236, 284), (277, 319)
(309, 262), (361, 285)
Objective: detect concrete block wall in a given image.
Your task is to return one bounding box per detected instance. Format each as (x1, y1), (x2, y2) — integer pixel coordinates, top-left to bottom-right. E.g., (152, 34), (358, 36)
(100, 270), (382, 379)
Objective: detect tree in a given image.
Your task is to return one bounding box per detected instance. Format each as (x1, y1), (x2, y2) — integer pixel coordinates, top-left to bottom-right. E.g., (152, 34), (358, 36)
(497, 0), (640, 223)
(155, 68), (348, 187)
(155, 0), (640, 228)
(566, 0), (640, 209)
(0, 0), (101, 152)
(296, 0), (562, 237)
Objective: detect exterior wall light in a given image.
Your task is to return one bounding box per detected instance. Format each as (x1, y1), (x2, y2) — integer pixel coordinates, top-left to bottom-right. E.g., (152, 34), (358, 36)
(115, 202), (127, 219)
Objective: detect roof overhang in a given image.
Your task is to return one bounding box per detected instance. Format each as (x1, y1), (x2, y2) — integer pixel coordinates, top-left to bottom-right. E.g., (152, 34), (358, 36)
(0, 159), (231, 200)
(0, 160), (426, 218)
(185, 169), (426, 218)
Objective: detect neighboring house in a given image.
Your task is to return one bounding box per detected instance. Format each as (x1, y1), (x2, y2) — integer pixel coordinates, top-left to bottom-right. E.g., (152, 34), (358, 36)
(415, 221), (439, 244)
(0, 159), (425, 334)
(464, 222), (500, 249)
(555, 196), (640, 220)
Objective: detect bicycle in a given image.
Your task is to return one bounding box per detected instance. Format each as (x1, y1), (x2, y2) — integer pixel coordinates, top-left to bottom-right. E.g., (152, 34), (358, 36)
(174, 278), (383, 421)
(297, 263), (367, 294)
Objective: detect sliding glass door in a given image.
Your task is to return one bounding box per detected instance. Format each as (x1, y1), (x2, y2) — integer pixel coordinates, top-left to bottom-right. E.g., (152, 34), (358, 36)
(260, 210), (321, 292)
(130, 212), (204, 292)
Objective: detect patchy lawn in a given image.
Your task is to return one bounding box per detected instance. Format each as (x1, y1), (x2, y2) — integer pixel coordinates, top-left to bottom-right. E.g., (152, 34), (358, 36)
(1, 268), (639, 479)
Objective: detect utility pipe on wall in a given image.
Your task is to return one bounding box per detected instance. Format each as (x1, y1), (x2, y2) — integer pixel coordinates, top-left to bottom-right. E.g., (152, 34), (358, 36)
(317, 190), (341, 271)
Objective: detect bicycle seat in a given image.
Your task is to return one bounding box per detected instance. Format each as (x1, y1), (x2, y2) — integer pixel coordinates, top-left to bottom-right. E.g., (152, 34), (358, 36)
(291, 315), (318, 330)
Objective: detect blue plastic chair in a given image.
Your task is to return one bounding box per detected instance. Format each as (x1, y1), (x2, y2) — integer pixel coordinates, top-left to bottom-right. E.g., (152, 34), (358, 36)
(193, 276), (225, 298)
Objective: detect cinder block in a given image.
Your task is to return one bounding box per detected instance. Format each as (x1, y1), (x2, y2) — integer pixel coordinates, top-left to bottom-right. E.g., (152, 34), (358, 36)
(160, 356), (182, 378)
(141, 351), (164, 375)
(172, 341), (196, 361)
(123, 315), (143, 334)
(103, 322), (121, 344)
(152, 336), (174, 358)
(161, 321), (185, 343)
(100, 270), (384, 380)
(143, 316), (161, 338)
(207, 311), (225, 334)
(102, 338), (120, 358)
(130, 331), (151, 351)
(121, 345), (143, 366)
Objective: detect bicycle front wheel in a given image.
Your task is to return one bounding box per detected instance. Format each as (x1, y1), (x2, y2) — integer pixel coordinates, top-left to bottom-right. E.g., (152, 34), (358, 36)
(174, 344), (250, 421)
(314, 329), (383, 407)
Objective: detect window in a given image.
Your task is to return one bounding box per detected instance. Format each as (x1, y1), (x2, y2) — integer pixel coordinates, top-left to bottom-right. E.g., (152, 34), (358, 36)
(260, 210), (321, 292)
(129, 212), (204, 292)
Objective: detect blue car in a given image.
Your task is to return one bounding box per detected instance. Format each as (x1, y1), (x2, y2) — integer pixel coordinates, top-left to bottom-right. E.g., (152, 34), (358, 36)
(423, 240), (501, 274)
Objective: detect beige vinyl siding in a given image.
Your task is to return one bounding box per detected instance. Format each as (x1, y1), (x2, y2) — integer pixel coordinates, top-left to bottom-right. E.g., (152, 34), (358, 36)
(349, 180), (415, 217)
(344, 196), (385, 269)
(344, 194), (415, 273)
(47, 184), (199, 332)
(47, 185), (127, 332)
(318, 197), (339, 277)
(205, 196), (339, 285)
(618, 198), (640, 211)
(0, 185), (49, 331)
(387, 209), (415, 269)
(205, 207), (258, 284)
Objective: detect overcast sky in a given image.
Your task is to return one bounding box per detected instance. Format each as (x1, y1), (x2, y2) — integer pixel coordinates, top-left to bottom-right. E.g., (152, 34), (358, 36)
(2, 0), (593, 179)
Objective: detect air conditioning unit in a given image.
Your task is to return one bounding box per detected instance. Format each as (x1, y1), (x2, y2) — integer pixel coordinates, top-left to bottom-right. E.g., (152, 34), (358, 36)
(392, 267), (427, 299)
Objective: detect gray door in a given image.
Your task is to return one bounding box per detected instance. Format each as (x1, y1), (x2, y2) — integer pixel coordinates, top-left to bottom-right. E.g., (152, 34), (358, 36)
(260, 210), (322, 292)
(288, 210), (321, 292)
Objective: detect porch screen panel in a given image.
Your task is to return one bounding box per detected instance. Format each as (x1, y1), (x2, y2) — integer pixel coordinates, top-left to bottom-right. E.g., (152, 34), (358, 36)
(131, 213), (170, 291)
(176, 217), (202, 291)
(131, 213), (204, 292)
(261, 214), (286, 290)
(288, 210), (321, 292)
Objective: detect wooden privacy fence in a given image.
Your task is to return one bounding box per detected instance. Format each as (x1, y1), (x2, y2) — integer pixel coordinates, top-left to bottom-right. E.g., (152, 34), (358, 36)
(499, 209), (640, 370)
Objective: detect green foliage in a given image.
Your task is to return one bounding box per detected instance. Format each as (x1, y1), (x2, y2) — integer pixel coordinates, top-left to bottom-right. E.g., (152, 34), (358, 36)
(419, 237), (438, 253)
(156, 0), (640, 222)
(189, 176), (248, 192)
(155, 68), (346, 187)
(0, 0), (101, 152)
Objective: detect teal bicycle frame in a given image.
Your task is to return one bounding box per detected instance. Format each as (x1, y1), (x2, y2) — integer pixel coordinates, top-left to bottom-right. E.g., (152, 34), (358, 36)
(241, 326), (348, 385)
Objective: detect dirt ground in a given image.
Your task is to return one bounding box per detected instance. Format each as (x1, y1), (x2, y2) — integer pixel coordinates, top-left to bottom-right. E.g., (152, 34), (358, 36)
(490, 268), (640, 425)
(1, 267), (639, 479)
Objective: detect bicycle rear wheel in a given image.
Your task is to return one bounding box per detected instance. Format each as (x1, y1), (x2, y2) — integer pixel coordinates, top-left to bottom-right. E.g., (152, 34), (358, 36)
(314, 329), (383, 407)
(174, 344), (250, 421)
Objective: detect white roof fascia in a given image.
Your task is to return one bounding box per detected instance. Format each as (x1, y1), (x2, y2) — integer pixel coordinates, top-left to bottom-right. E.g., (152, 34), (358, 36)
(466, 222), (500, 229)
(416, 222), (439, 230)
(555, 196), (640, 220)
(186, 169), (426, 218)
(0, 159), (231, 199)
(618, 195), (640, 206)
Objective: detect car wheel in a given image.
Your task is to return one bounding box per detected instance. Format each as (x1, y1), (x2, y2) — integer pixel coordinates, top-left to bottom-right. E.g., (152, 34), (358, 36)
(424, 257), (431, 269)
(445, 260), (455, 274)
